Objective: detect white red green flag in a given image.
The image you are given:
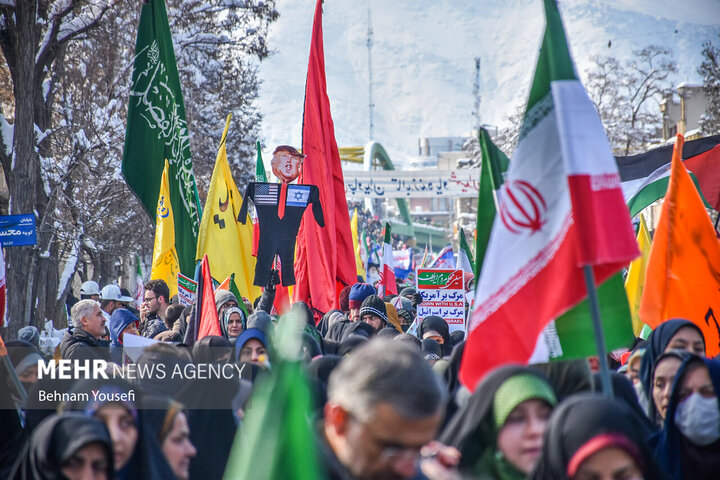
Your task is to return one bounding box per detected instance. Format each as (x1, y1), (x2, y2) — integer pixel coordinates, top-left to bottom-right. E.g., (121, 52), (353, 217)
(460, 0), (638, 390)
(378, 223), (397, 297)
(458, 228), (474, 275)
(133, 255), (144, 309)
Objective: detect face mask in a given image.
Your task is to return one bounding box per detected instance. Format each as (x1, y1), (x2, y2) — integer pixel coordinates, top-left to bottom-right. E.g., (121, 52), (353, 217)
(674, 393), (720, 446)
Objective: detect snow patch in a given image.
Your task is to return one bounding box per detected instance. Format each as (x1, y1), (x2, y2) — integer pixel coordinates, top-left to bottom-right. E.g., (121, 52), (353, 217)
(57, 241), (78, 300)
(0, 114), (13, 157)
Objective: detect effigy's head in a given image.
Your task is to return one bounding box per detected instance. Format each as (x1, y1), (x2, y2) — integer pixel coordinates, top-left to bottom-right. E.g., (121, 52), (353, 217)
(271, 145), (305, 183)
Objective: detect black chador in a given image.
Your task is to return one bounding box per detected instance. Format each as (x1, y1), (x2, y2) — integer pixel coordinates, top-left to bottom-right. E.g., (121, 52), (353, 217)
(240, 182), (324, 286)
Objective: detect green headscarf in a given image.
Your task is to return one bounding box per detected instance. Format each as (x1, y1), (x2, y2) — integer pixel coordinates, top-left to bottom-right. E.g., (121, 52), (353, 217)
(474, 373), (557, 480)
(493, 373), (557, 428)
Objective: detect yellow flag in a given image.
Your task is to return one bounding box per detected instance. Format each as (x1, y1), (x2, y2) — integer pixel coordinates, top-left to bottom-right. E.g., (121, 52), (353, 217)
(350, 209), (366, 279)
(624, 214), (651, 336)
(151, 160), (179, 297)
(196, 114), (261, 302)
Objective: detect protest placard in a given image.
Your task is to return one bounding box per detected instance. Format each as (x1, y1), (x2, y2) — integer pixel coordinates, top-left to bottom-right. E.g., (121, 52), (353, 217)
(177, 273), (197, 307)
(416, 268), (466, 333)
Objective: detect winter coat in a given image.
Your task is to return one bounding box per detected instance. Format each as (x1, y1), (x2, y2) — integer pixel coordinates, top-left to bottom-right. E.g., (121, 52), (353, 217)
(108, 308), (138, 364)
(139, 313), (167, 339)
(59, 327), (111, 362)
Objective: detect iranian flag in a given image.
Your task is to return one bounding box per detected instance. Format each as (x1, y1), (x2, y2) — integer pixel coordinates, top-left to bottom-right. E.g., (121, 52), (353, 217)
(378, 223), (397, 297)
(252, 141), (266, 257)
(133, 255), (144, 309)
(458, 228), (474, 275)
(460, 0), (638, 390)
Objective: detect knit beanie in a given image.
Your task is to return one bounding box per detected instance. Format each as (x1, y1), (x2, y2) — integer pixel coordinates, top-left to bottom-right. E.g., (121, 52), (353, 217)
(384, 302), (402, 333)
(493, 373), (557, 428)
(215, 289), (239, 313)
(338, 285), (352, 312)
(18, 326), (40, 348)
(399, 287), (417, 297)
(358, 295), (388, 323)
(391, 295), (414, 314)
(349, 283), (376, 310)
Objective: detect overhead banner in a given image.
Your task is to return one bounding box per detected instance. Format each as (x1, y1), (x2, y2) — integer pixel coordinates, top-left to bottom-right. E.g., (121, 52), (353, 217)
(344, 169), (480, 198)
(416, 268), (466, 333)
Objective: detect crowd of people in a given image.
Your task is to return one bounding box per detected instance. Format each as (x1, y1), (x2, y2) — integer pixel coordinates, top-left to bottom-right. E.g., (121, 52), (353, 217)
(2, 273), (720, 480)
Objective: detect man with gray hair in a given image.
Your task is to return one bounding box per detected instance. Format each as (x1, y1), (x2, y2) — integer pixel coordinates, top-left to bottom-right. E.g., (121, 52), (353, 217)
(322, 338), (446, 480)
(59, 299), (111, 362)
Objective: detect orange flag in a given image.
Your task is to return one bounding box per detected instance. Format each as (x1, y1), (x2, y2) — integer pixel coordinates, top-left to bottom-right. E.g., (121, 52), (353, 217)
(640, 134), (720, 357)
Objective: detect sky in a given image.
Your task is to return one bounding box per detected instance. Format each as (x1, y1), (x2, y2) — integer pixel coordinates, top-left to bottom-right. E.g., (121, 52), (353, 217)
(254, 0), (720, 166)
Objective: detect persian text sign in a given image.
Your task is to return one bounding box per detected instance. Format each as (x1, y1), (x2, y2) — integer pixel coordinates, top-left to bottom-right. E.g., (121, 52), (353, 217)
(344, 169), (480, 198)
(416, 269), (465, 332)
(0, 214), (37, 247)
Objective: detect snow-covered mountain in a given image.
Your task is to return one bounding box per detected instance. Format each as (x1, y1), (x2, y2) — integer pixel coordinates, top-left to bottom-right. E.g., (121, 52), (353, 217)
(255, 0), (720, 167)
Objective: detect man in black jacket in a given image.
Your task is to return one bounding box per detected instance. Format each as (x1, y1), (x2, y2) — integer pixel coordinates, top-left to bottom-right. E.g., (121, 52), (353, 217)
(321, 339), (445, 479)
(59, 299), (111, 362)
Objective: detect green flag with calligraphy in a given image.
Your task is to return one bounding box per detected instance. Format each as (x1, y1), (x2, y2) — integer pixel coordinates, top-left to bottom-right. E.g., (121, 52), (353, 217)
(122, 0), (202, 276)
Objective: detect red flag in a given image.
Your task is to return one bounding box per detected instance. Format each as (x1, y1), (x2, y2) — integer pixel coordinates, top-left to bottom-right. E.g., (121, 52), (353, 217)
(293, 0), (356, 313)
(197, 255), (221, 340)
(273, 257), (291, 315)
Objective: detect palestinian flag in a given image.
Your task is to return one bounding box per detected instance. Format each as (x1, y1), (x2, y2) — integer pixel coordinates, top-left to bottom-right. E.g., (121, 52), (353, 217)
(618, 135), (720, 216)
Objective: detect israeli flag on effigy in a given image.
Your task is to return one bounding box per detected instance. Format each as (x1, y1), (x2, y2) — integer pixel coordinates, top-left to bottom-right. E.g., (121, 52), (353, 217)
(286, 185), (311, 207)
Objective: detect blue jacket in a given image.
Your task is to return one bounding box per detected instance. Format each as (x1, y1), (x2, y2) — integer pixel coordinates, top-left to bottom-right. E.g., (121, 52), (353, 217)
(108, 308), (138, 364)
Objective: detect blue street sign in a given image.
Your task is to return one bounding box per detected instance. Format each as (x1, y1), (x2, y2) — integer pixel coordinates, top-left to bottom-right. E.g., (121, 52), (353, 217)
(0, 214), (37, 247)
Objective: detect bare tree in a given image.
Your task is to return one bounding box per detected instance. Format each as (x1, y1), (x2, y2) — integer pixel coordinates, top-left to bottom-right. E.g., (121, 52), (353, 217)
(0, 0), (112, 336)
(0, 0), (278, 336)
(169, 0), (278, 189)
(698, 34), (720, 135)
(585, 45), (677, 155)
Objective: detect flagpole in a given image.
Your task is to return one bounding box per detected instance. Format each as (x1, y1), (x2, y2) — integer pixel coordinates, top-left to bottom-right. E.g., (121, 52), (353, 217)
(582, 265), (614, 399)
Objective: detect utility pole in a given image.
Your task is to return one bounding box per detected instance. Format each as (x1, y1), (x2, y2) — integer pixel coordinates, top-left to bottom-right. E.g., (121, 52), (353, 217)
(367, 7), (374, 140)
(473, 57), (481, 131)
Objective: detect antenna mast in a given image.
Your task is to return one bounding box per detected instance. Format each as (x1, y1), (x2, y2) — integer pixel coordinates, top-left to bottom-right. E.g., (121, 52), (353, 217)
(367, 7), (374, 140)
(473, 57), (481, 131)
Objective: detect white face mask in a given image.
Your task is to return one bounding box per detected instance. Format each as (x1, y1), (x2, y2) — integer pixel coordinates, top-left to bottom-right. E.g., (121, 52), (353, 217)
(674, 393), (720, 446)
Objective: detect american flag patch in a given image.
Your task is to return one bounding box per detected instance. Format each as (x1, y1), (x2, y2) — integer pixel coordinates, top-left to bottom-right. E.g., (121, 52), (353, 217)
(255, 183), (278, 205)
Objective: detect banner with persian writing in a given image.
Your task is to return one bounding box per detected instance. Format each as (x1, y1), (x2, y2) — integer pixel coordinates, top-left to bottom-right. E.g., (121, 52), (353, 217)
(344, 169), (480, 198)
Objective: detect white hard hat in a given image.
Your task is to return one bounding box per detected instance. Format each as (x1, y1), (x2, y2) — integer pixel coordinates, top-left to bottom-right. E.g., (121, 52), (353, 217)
(101, 284), (134, 303)
(80, 281), (101, 296)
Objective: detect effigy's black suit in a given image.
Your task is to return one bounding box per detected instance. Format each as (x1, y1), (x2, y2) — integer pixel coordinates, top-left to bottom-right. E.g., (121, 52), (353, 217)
(240, 182), (324, 286)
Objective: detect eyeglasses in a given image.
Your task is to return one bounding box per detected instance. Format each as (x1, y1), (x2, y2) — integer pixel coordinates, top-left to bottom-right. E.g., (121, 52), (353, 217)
(347, 411), (423, 464)
(379, 445), (422, 463)
(143, 296), (157, 303)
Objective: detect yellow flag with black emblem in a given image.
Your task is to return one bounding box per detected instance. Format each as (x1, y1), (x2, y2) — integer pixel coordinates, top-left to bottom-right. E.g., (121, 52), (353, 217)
(196, 114), (261, 302)
(151, 159), (180, 297)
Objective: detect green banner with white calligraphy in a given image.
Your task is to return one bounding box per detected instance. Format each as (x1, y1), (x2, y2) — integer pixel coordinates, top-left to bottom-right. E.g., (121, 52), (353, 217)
(122, 0), (202, 276)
